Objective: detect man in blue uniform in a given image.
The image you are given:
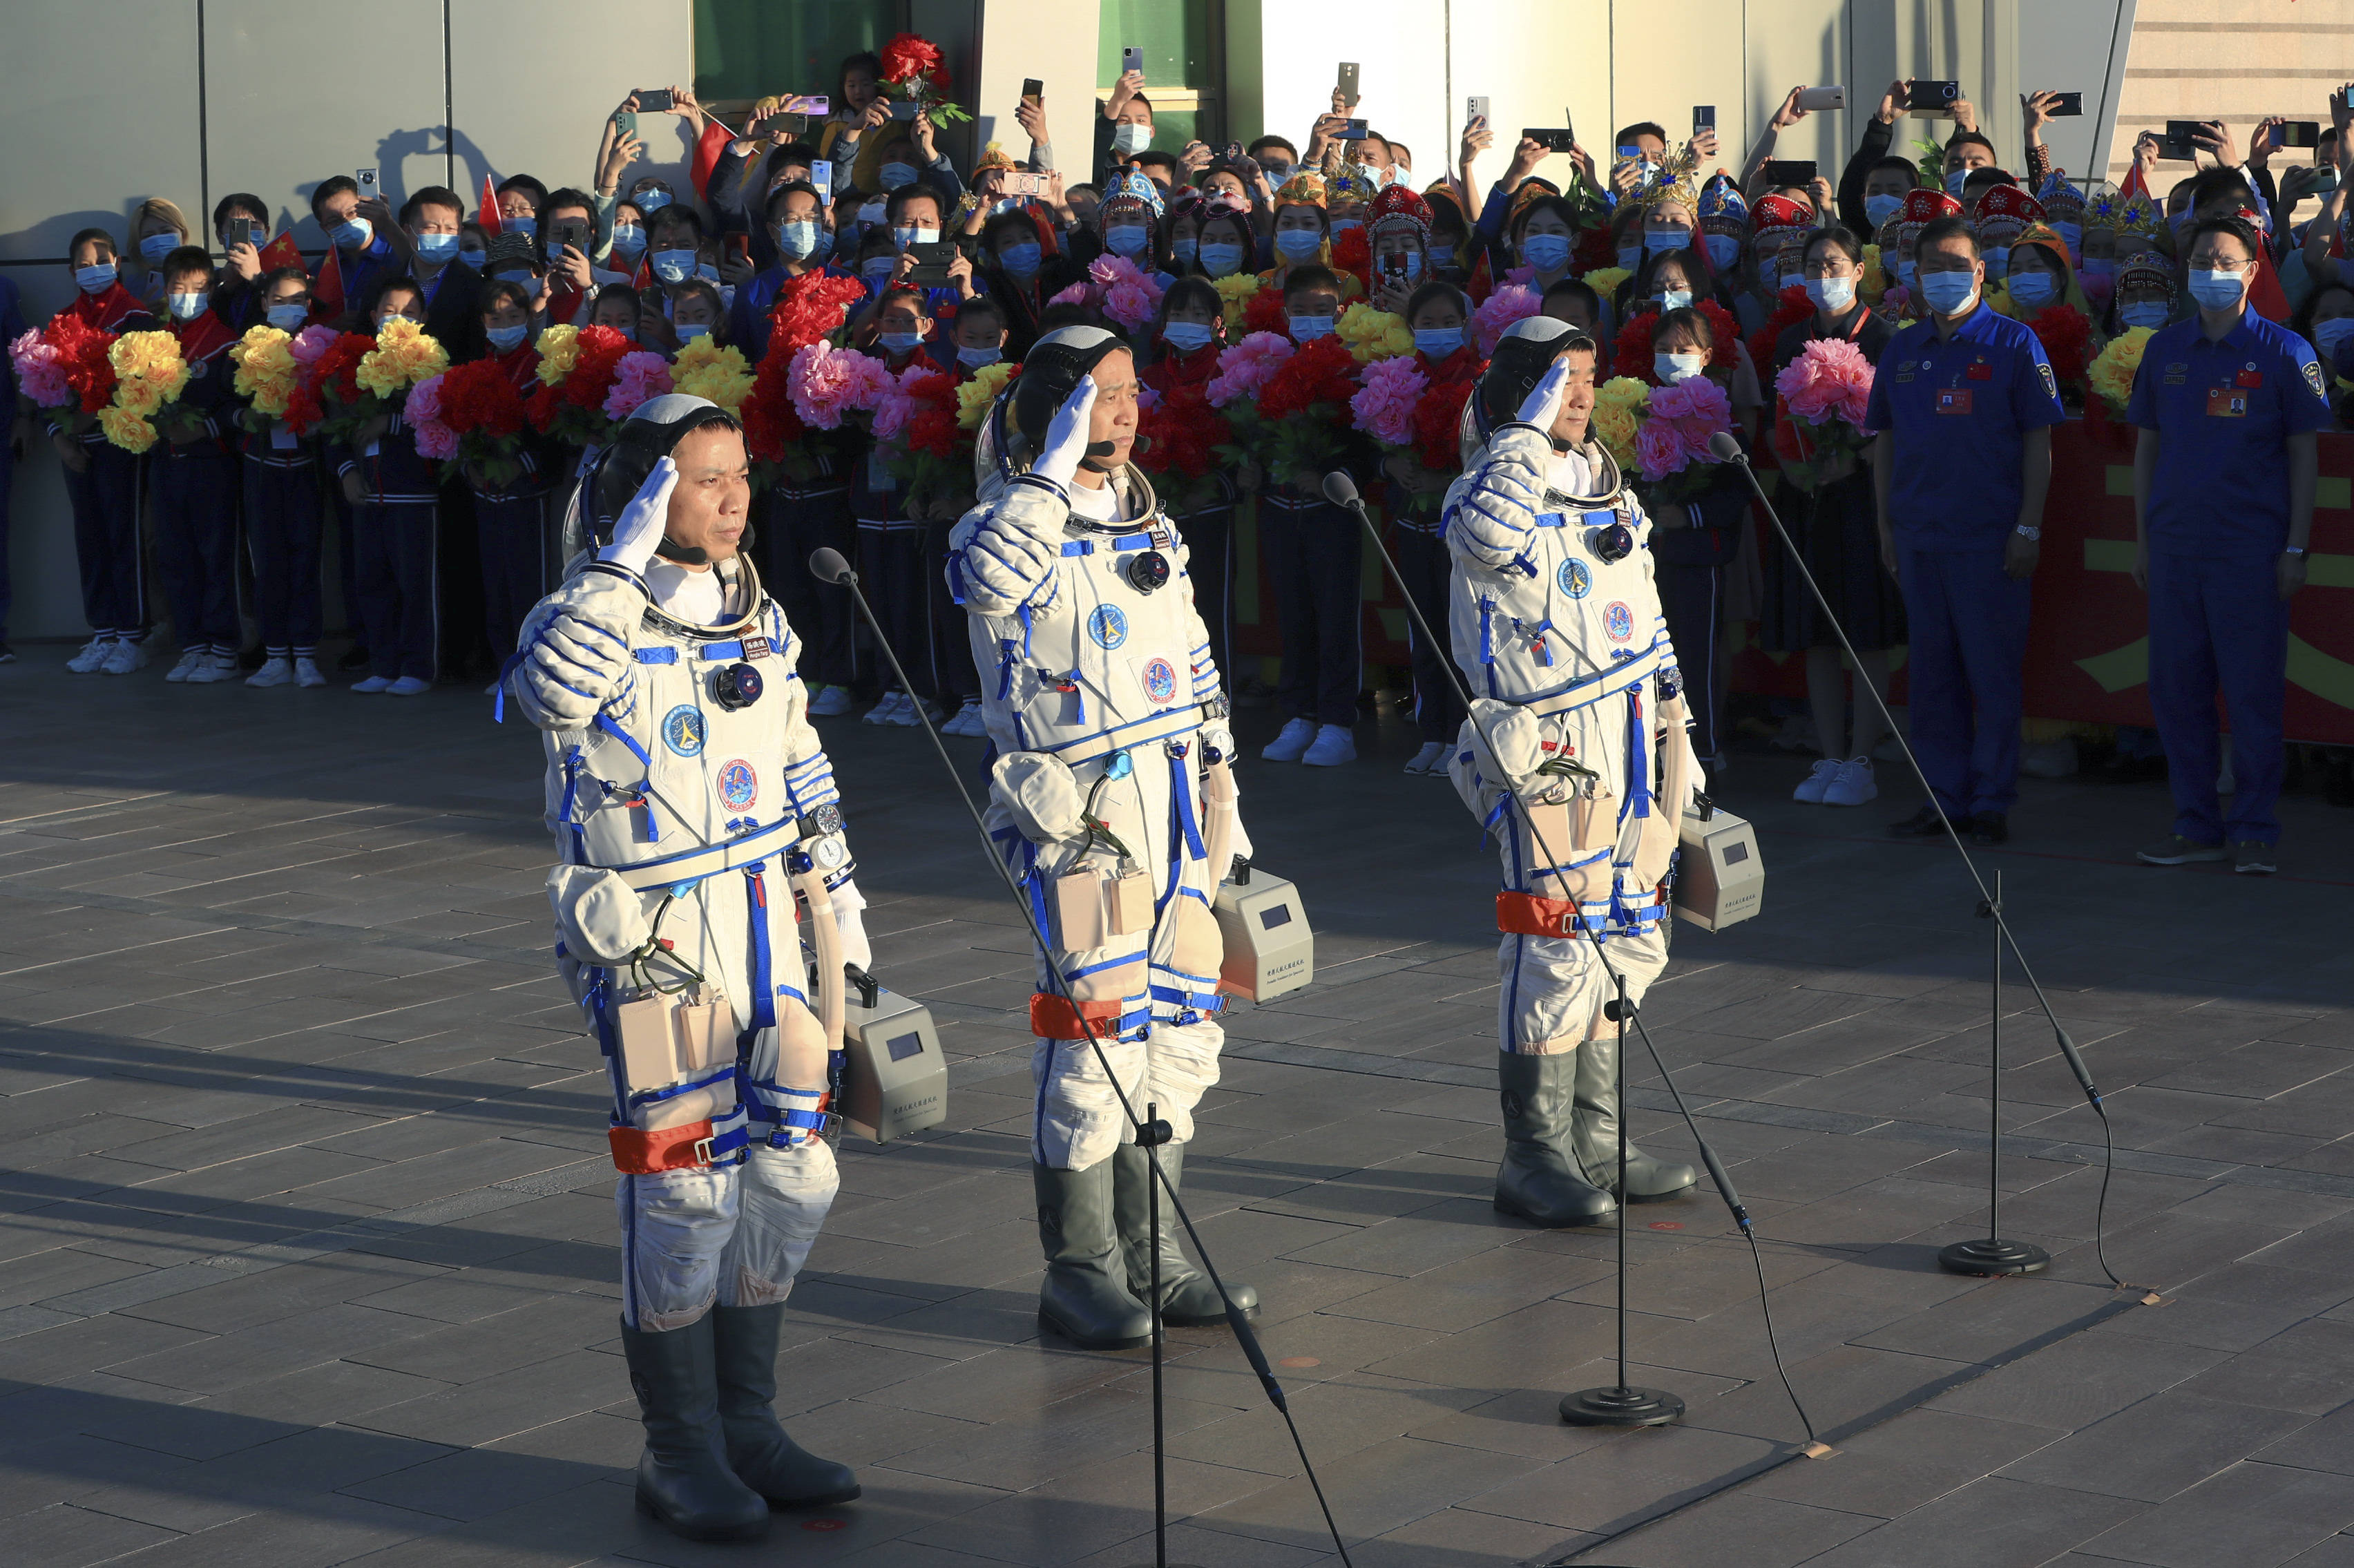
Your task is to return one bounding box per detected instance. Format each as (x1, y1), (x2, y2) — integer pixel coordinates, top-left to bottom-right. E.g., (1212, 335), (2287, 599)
(2127, 213), (2327, 876)
(1866, 215), (2065, 845)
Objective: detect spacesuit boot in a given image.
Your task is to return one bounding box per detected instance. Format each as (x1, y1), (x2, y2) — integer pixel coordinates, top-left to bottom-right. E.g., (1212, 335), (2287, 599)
(1494, 1051), (1616, 1227)
(709, 1304), (862, 1508)
(1035, 1159), (1154, 1349)
(620, 1314), (770, 1542)
(1113, 1143), (1258, 1325)
(1567, 1031), (1698, 1201)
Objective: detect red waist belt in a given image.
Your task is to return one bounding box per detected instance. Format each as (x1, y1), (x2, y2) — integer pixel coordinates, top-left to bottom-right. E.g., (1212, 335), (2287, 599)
(1497, 891), (1587, 938)
(1030, 993), (1133, 1040)
(610, 1119), (717, 1174)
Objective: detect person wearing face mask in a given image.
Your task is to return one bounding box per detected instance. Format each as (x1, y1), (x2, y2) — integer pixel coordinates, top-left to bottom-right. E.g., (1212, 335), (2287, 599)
(870, 187), (979, 320)
(535, 189), (605, 328)
(1766, 225), (1904, 805)
(1886, 187), (1965, 307)
(1139, 278), (1245, 685)
(1261, 172), (1349, 299)
(2037, 174), (2089, 270)
(307, 176), (397, 327)
(481, 233), (551, 332)
(1093, 172), (1171, 285)
(49, 228), (157, 675)
(853, 285), (953, 727)
(1991, 225), (2097, 365)
(598, 199), (650, 289)
(2295, 283), (2354, 405)
(729, 182), (843, 360)
(1096, 66), (1156, 185)
(146, 247), (245, 686)
(209, 192), (271, 327)
(385, 187), (483, 363)
(2107, 254), (2179, 338)
(2072, 180), (2132, 315)
(1696, 177), (1750, 288)
(864, 118), (966, 214)
(976, 208), (1078, 357)
(1192, 210), (1256, 285)
(1442, 321), (1703, 1226)
(1836, 81), (1928, 236)
(1382, 280), (1481, 775)
(1970, 184), (2042, 286)
(331, 275), (444, 696)
(496, 174), (550, 245)
(644, 205), (709, 294)
(127, 198), (192, 307)
(458, 221), (492, 275)
(1866, 216), (2065, 848)
(817, 48), (891, 193)
(1511, 195), (1580, 296)
(2127, 214), (2329, 877)
(1737, 193), (1815, 334)
(470, 278), (553, 673)
(1257, 265), (1366, 768)
(1164, 191), (1208, 278)
(1364, 185), (1435, 316)
(238, 267), (329, 690)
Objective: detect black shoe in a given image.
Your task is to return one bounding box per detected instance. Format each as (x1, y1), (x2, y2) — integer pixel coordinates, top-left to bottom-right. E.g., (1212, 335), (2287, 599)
(618, 1314), (770, 1542)
(337, 645), (372, 671)
(1969, 812), (2009, 845)
(709, 1305), (861, 1509)
(1888, 805), (1947, 838)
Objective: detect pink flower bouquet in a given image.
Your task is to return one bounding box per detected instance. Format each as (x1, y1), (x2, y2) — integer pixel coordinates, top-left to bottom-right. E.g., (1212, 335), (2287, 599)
(1772, 336), (1875, 486)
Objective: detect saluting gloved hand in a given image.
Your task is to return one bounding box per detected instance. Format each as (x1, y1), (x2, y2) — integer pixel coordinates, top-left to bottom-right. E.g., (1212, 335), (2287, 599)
(1032, 373), (1100, 489)
(1514, 357), (1573, 430)
(598, 456), (678, 578)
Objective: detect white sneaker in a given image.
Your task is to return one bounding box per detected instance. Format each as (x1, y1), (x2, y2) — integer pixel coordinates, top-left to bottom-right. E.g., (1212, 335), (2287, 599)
(1822, 756), (1878, 807)
(862, 691), (906, 725)
(100, 639), (151, 676)
(806, 683), (854, 717)
(1404, 740), (1448, 776)
(1793, 758), (1839, 803)
(1261, 717), (1317, 763)
(164, 648), (207, 683)
(351, 675), (394, 694)
(67, 635), (115, 673)
(293, 657), (327, 689)
(247, 657), (294, 688)
(894, 696), (936, 728)
(1301, 724), (1357, 767)
(944, 698), (985, 736)
(186, 651), (240, 685)
(1771, 714), (1819, 753)
(385, 676), (431, 696)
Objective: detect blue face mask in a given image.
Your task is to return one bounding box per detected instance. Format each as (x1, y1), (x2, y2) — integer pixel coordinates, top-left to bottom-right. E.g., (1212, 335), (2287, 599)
(1704, 234), (1741, 272)
(1104, 224), (1151, 257)
(1162, 321), (1216, 352)
(1199, 241), (1246, 276)
(1289, 313), (1334, 341)
(1275, 227), (1323, 262)
(494, 269), (543, 300)
(878, 330), (923, 353)
(1657, 287), (1693, 311)
(1944, 168), (1972, 196)
(1917, 269), (1978, 314)
(997, 241), (1042, 278)
(166, 291), (207, 321)
(1645, 227), (1692, 254)
(504, 214), (538, 239)
(1172, 238), (1198, 266)
(676, 321), (712, 341)
(863, 257), (899, 283)
(956, 345), (1002, 367)
(1521, 233), (1571, 272)
(2188, 267), (2247, 309)
(1865, 193), (1904, 231)
(75, 262), (117, 294)
(331, 217), (372, 251)
(1618, 243), (1643, 272)
(459, 247), (488, 270)
(879, 162), (919, 190)
(139, 233), (179, 262)
(2119, 300), (2170, 329)
(777, 220), (823, 260)
(609, 224), (645, 259)
(1113, 122), (1152, 156)
(265, 302), (309, 329)
(633, 188), (671, 213)
(1413, 325), (1463, 357)
(2005, 271), (2057, 308)
(486, 323), (530, 353)
(1981, 251), (2010, 281)
(651, 249), (696, 283)
(414, 231), (460, 263)
(1897, 260), (1917, 289)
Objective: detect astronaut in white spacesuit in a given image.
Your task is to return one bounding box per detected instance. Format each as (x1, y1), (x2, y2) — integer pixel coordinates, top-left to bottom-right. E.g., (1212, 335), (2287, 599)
(1442, 321), (1703, 1227)
(510, 394), (862, 1542)
(948, 327), (1260, 1349)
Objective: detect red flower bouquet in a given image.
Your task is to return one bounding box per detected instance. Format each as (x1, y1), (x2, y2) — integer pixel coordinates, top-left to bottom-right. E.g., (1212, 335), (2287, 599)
(431, 357), (530, 488)
(1745, 285), (1814, 388)
(526, 324), (637, 446)
(2027, 303), (2093, 403)
(1134, 381), (1234, 515)
(1243, 285), (1289, 338)
(768, 272), (869, 359)
(1329, 227), (1371, 291)
(747, 274), (872, 484)
(1230, 334), (1360, 488)
(877, 31), (968, 124)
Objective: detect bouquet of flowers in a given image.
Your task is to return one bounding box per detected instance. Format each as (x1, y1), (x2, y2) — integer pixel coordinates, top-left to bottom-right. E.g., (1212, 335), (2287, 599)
(230, 325), (299, 417)
(1350, 352), (1482, 515)
(2024, 304), (2096, 403)
(1211, 274), (1263, 337)
(103, 330), (194, 452)
(356, 318), (448, 402)
(1133, 379), (1234, 515)
(670, 336), (756, 415)
(526, 324), (669, 446)
(1335, 301), (1410, 364)
(1232, 333), (1360, 488)
(1049, 254), (1165, 334)
(10, 316), (120, 446)
(2087, 325), (2153, 417)
(1243, 285), (1290, 337)
(1623, 376), (1735, 501)
(787, 340), (898, 431)
(878, 32), (968, 125)
(1589, 378), (1649, 471)
(768, 272), (869, 358)
(1330, 227), (1372, 292)
(1579, 265), (1631, 301)
(741, 273), (879, 484)
(411, 358), (530, 487)
(1770, 336), (1875, 490)
(1472, 285), (1540, 356)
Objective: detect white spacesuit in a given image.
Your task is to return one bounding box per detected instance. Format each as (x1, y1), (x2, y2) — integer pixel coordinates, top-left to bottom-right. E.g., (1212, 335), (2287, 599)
(1442, 321), (1702, 1227)
(510, 395), (860, 1542)
(948, 327), (1258, 1348)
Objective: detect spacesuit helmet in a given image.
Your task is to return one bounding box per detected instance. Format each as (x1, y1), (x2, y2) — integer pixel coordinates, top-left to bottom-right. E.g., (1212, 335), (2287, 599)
(577, 393), (752, 564)
(1480, 316), (1594, 425)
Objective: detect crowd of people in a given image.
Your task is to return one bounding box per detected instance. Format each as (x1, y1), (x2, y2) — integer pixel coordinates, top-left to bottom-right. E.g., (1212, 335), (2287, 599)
(2, 52), (2344, 861)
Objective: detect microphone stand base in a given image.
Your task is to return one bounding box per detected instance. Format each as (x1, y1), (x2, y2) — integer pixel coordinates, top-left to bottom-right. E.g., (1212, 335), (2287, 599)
(1939, 1237), (2050, 1277)
(1560, 1384), (1684, 1427)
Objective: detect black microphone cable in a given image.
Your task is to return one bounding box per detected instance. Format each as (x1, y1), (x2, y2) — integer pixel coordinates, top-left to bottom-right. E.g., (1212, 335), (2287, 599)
(1323, 471), (1826, 1454)
(807, 547), (1360, 1565)
(1705, 431), (2131, 1293)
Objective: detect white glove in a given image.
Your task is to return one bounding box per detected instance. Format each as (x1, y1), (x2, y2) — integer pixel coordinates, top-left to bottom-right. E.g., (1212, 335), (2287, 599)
(828, 879), (873, 972)
(1470, 698), (1546, 790)
(1516, 357), (1572, 429)
(1032, 374), (1099, 488)
(547, 865), (651, 964)
(993, 751), (1087, 843)
(598, 456), (678, 577)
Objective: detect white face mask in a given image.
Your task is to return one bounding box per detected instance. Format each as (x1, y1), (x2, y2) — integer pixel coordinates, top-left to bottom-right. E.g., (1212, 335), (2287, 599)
(1654, 351), (1706, 383)
(1113, 122), (1152, 155)
(1806, 275), (1857, 312)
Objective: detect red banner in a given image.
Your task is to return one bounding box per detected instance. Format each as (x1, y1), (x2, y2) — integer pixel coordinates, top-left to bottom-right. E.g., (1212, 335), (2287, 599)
(1227, 422), (2354, 745)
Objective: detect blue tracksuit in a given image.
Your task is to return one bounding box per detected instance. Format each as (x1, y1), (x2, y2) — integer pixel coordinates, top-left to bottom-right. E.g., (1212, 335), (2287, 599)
(332, 407), (441, 682)
(1866, 303), (2066, 819)
(2127, 310), (2332, 845)
(151, 323), (244, 654)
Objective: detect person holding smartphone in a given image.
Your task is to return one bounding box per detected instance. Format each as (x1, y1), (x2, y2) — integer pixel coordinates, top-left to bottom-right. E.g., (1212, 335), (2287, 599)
(1095, 64), (1154, 185)
(207, 193), (274, 329)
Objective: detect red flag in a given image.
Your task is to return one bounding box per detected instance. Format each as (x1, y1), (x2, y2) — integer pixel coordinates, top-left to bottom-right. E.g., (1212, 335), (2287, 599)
(2118, 160), (2149, 202)
(257, 230), (305, 273)
(691, 117), (732, 202)
(310, 245), (347, 324)
(479, 171), (504, 236)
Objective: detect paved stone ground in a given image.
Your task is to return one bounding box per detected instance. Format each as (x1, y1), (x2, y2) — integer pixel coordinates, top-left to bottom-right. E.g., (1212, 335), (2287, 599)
(3, 647), (2353, 1568)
